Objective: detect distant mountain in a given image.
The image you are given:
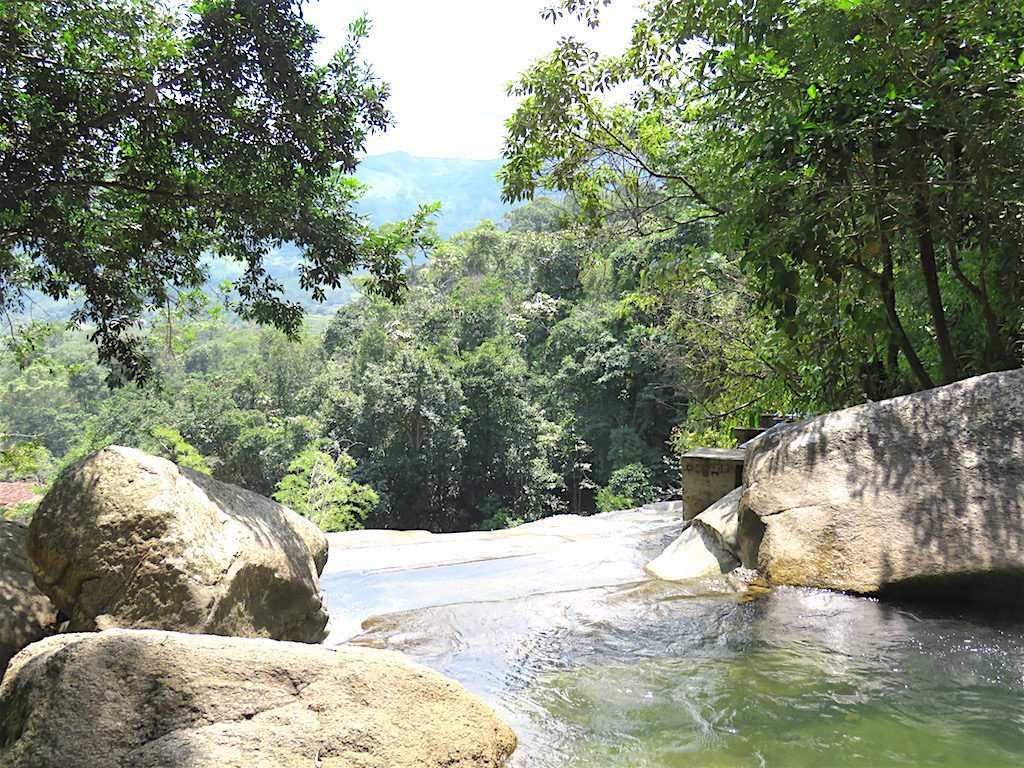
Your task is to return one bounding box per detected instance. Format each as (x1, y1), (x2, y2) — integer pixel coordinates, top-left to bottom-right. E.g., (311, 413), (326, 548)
(16, 154), (511, 324)
(355, 152), (511, 238)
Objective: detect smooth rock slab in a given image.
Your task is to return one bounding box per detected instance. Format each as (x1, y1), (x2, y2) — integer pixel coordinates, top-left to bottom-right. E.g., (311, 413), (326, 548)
(739, 369), (1024, 602)
(0, 629), (517, 768)
(0, 521), (57, 677)
(646, 488), (742, 580)
(27, 446), (329, 641)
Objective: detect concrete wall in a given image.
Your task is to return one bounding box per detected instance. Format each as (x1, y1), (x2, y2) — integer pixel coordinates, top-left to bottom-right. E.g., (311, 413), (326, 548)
(682, 448), (745, 520)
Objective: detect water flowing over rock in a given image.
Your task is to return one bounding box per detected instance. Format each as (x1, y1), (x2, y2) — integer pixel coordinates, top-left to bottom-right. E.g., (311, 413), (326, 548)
(324, 507), (1024, 766)
(739, 369), (1024, 602)
(0, 521), (58, 677)
(0, 629), (516, 768)
(26, 446), (329, 641)
(645, 487), (742, 580)
(322, 504), (685, 642)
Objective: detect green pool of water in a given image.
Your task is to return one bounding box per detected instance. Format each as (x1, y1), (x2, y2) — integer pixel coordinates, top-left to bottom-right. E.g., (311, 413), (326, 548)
(324, 511), (1024, 767)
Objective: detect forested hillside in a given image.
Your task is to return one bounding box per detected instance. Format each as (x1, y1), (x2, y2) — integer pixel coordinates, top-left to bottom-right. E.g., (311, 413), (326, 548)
(357, 153), (511, 238)
(503, 0), (1024, 404)
(2, 200), (743, 531)
(3, 0), (1022, 537)
(4, 4), (1024, 767)
(11, 152), (510, 325)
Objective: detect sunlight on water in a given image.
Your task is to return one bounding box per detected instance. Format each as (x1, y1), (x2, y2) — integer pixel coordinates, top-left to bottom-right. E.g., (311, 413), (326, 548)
(324, 510), (1024, 767)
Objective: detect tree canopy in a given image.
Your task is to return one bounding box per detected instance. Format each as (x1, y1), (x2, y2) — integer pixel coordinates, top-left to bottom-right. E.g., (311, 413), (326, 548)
(1, 0), (428, 382)
(503, 0), (1024, 408)
(6, 0), (1024, 533)
(1, 205), (693, 531)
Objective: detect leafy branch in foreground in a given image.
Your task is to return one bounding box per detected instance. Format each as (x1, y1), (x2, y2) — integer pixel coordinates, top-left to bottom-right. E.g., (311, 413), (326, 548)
(1, 0), (425, 383)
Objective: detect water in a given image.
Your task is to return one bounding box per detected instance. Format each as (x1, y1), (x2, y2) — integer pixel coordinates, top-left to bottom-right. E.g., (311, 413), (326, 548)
(322, 508), (1024, 767)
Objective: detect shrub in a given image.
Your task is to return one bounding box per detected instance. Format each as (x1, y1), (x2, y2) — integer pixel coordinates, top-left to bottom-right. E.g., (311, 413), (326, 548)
(595, 463), (658, 513)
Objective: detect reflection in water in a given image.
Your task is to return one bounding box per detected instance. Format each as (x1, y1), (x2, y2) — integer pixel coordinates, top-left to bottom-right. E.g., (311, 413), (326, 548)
(324, 510), (1024, 767)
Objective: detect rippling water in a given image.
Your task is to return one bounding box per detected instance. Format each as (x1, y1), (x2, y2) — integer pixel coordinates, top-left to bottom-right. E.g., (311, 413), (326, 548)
(322, 509), (1024, 767)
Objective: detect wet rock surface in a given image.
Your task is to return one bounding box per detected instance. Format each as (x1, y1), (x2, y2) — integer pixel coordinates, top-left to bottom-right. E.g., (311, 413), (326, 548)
(645, 487), (743, 580)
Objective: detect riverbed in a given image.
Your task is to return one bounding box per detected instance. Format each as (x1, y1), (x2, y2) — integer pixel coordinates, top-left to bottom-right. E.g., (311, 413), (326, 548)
(322, 507), (1024, 767)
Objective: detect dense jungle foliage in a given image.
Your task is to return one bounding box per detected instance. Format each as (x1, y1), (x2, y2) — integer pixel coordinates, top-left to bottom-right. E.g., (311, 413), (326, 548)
(0, 0), (431, 382)
(504, 0), (1024, 405)
(0, 200), (736, 530)
(4, 0), (1023, 532)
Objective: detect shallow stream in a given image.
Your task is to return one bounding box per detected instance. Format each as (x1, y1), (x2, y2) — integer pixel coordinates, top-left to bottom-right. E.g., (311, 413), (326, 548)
(322, 508), (1024, 767)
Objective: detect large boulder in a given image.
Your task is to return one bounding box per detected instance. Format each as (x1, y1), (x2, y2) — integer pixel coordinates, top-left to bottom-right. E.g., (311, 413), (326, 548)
(0, 629), (516, 768)
(27, 446), (329, 641)
(739, 369), (1024, 602)
(0, 521), (58, 677)
(646, 487), (742, 580)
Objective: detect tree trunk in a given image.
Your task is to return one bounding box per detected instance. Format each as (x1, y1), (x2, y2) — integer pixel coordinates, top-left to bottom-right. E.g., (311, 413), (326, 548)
(943, 138), (1015, 369)
(879, 269), (934, 390)
(872, 195), (935, 390)
(945, 230), (1013, 369)
(912, 167), (959, 384)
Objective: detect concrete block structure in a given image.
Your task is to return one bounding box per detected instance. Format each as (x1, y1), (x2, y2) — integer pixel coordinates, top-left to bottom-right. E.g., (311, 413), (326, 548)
(732, 427), (766, 446)
(681, 448), (745, 520)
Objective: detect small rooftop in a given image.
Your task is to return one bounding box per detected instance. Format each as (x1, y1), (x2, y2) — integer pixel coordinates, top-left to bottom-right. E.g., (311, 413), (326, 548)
(681, 447), (747, 462)
(0, 481), (42, 509)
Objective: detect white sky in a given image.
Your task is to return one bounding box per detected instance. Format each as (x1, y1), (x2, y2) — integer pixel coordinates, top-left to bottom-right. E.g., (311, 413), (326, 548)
(304, 0), (640, 160)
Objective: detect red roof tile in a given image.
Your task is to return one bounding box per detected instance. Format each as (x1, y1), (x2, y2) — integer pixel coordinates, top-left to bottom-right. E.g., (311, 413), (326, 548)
(0, 481), (41, 508)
